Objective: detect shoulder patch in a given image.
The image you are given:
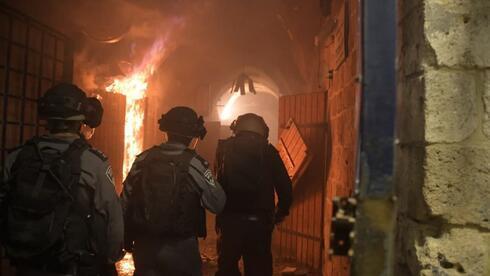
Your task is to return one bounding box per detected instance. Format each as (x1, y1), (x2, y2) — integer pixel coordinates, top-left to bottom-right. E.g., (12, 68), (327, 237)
(203, 168), (216, 187)
(88, 148), (108, 161)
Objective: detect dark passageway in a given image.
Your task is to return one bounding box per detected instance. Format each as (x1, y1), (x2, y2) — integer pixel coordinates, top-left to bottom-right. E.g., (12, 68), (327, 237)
(1, 0), (489, 275)
(1, 0), (359, 275)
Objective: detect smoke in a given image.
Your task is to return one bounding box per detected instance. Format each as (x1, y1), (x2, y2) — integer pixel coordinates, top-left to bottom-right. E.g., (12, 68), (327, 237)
(4, 0), (323, 98)
(69, 1), (197, 93)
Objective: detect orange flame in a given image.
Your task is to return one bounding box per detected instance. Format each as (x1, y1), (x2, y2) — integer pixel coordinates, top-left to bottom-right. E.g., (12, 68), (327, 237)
(105, 37), (168, 178)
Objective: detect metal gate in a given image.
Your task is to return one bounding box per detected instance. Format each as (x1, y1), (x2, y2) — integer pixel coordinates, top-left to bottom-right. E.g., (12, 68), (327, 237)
(0, 3), (73, 172)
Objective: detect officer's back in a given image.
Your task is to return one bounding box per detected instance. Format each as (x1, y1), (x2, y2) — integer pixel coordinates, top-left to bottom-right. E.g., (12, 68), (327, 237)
(122, 106), (226, 276)
(217, 131), (280, 214)
(0, 83), (123, 276)
(215, 113), (292, 276)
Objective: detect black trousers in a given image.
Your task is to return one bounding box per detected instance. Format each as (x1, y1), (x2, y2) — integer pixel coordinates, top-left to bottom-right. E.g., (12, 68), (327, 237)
(215, 214), (273, 276)
(133, 236), (202, 276)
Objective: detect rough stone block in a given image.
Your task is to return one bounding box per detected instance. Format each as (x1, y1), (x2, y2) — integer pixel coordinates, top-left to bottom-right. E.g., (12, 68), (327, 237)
(398, 0), (423, 19)
(425, 69), (478, 143)
(398, 4), (430, 76)
(397, 75), (426, 143)
(425, 0), (490, 67)
(395, 145), (428, 221)
(424, 144), (490, 228)
(484, 71), (490, 139)
(396, 217), (439, 275)
(416, 228), (490, 276)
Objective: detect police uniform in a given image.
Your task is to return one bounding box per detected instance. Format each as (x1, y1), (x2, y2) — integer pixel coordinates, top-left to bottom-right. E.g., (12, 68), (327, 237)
(215, 131), (293, 276)
(122, 142), (226, 276)
(1, 134), (124, 274)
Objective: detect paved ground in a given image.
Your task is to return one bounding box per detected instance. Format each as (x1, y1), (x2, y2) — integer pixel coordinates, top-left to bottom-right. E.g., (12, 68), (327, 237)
(116, 227), (317, 276)
(202, 258), (299, 276)
(117, 252), (314, 276)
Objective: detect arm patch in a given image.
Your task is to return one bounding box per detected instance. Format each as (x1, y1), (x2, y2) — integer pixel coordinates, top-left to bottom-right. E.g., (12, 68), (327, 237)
(88, 148), (108, 161)
(106, 166), (115, 186)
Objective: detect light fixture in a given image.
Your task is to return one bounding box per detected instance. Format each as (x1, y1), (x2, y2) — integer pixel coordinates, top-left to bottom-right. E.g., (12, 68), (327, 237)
(230, 73), (257, 95)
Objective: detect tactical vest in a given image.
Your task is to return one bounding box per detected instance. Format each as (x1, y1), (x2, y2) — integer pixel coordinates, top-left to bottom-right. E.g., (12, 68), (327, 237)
(127, 146), (206, 239)
(216, 134), (272, 213)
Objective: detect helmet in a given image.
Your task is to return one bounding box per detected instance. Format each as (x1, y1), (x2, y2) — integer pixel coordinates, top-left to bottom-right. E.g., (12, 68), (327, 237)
(230, 113), (269, 139)
(158, 106), (207, 139)
(38, 83), (103, 128)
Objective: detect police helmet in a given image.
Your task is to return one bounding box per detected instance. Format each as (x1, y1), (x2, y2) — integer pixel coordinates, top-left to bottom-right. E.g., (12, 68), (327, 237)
(230, 113), (269, 139)
(38, 83), (103, 128)
(158, 106), (207, 139)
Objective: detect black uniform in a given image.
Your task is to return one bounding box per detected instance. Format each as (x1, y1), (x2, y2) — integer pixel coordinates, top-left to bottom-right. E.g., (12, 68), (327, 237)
(215, 132), (292, 276)
(122, 142), (226, 276)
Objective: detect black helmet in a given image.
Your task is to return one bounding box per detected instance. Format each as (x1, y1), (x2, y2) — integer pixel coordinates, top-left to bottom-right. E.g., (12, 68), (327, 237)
(158, 106), (207, 139)
(38, 83), (103, 128)
(230, 113), (269, 139)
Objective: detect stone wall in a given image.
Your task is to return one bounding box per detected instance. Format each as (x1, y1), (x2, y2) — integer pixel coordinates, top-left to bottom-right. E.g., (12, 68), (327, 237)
(396, 0), (490, 275)
(319, 0), (361, 274)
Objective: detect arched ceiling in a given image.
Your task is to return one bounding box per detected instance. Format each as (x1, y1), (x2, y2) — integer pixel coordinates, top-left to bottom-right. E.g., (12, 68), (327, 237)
(5, 0), (323, 97)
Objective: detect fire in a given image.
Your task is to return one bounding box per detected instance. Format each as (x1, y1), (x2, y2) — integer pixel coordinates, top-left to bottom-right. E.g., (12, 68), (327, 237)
(115, 253), (135, 276)
(105, 37), (168, 178)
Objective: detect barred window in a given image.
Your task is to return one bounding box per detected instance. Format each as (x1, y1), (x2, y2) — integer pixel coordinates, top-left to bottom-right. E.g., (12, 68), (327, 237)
(0, 3), (73, 175)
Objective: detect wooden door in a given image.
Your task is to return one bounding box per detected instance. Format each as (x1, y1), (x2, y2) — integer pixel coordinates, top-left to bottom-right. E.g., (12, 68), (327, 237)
(274, 92), (328, 274)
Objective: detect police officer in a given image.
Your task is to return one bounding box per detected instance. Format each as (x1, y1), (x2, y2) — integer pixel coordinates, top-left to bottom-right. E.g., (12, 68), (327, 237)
(122, 106), (226, 276)
(0, 83), (124, 275)
(215, 113), (293, 276)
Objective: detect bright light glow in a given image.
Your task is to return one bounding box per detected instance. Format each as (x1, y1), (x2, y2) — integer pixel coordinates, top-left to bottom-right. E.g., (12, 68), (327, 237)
(218, 80), (278, 124)
(105, 37), (168, 178)
(219, 93), (240, 121)
(115, 253), (135, 276)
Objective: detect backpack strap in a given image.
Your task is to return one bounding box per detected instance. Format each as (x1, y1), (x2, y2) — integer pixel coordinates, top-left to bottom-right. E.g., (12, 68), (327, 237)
(46, 139), (96, 260)
(179, 150), (206, 196)
(15, 137), (89, 200)
(60, 138), (90, 176)
(30, 138), (89, 201)
(29, 137), (54, 199)
(179, 149), (197, 171)
(54, 138), (90, 199)
(139, 146), (161, 221)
